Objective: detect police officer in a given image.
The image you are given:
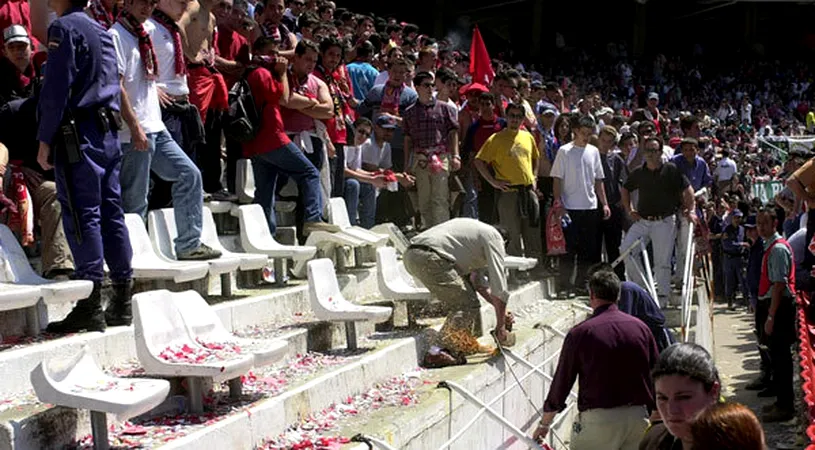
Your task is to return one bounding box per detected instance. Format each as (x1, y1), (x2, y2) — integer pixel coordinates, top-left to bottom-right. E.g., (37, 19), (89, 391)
(36, 0), (134, 333)
(721, 208), (750, 309)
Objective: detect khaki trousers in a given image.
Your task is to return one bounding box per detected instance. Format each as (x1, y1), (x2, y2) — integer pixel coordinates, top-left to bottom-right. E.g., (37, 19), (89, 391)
(32, 181), (74, 274)
(497, 190), (542, 259)
(412, 153), (450, 228)
(402, 246), (481, 353)
(570, 405), (649, 450)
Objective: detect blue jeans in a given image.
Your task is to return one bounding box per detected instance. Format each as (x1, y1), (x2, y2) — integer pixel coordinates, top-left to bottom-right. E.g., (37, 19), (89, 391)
(460, 166), (479, 219)
(343, 178), (376, 228)
(252, 142), (322, 235)
(120, 129), (203, 254)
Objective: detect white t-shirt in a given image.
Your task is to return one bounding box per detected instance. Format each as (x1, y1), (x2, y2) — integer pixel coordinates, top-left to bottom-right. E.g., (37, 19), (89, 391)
(715, 157), (738, 182)
(344, 145), (363, 170)
(360, 137), (392, 169)
(550, 142), (604, 210)
(110, 22), (166, 143)
(741, 103), (753, 124)
(147, 18), (189, 97)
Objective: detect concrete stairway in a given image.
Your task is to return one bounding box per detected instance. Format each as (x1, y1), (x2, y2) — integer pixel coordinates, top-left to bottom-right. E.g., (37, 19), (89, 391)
(0, 257), (563, 449)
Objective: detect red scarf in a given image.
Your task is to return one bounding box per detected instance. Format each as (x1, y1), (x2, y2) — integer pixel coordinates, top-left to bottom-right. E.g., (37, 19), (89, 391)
(151, 9), (186, 76)
(88, 0), (115, 29)
(380, 83), (404, 116)
(118, 10), (158, 80)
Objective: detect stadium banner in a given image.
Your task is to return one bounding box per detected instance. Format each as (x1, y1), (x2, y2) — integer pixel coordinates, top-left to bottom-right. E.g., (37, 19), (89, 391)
(751, 180), (784, 204)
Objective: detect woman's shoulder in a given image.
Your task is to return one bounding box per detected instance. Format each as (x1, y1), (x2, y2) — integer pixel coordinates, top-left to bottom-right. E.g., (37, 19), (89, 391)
(639, 422), (681, 450)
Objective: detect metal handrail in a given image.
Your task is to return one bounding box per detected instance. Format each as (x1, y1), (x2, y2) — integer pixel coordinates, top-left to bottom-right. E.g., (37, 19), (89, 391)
(680, 223), (695, 342)
(611, 238), (643, 269)
(438, 381), (544, 449)
(350, 434), (399, 450)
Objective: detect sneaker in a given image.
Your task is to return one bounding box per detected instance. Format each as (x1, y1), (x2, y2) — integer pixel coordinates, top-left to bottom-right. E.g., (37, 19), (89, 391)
(177, 243), (222, 261)
(762, 405), (795, 423)
(210, 189), (238, 202)
(303, 221), (341, 235)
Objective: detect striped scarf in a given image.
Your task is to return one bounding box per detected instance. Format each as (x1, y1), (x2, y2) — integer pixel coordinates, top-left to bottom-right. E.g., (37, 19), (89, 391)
(88, 0), (115, 29)
(151, 9), (186, 76)
(118, 10), (158, 80)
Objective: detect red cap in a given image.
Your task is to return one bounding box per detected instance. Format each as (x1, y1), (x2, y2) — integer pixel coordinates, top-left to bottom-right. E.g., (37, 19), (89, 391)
(460, 82), (490, 96)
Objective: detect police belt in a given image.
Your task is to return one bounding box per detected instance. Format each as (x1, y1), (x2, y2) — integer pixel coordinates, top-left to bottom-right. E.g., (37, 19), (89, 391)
(72, 107), (123, 134)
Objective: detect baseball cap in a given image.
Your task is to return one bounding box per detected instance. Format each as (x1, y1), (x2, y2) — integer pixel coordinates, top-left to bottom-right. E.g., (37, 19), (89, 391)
(596, 106), (614, 117)
(3, 25), (30, 46)
(460, 82), (489, 96)
(540, 106), (557, 116)
(531, 80), (543, 90)
(732, 209), (744, 218)
(647, 92), (659, 101)
(743, 216), (757, 228)
(375, 115), (398, 129)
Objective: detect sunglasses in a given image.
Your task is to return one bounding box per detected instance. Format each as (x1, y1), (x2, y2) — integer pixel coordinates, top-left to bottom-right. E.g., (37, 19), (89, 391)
(508, 114), (524, 119)
(419, 82), (433, 88)
(645, 147), (662, 154)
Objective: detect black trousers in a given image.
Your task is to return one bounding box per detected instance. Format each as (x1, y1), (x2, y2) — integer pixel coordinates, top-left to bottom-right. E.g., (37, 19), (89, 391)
(756, 296), (795, 409)
(596, 204), (625, 280)
(329, 143), (345, 197)
(560, 208), (601, 289)
(197, 110), (226, 194)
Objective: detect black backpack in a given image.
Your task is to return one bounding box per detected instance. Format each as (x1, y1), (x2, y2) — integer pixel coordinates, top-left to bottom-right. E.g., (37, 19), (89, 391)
(224, 67), (262, 143)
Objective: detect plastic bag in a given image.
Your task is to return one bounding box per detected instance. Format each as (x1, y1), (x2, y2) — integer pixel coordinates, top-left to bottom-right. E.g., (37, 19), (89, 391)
(546, 206), (567, 256)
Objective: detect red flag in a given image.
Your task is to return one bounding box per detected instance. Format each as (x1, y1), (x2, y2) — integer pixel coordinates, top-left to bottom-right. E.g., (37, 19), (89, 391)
(469, 25), (494, 85)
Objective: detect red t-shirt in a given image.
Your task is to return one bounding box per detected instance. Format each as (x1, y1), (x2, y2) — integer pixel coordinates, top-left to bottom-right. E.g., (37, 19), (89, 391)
(473, 117), (504, 154)
(216, 29), (250, 88)
(242, 67), (291, 158)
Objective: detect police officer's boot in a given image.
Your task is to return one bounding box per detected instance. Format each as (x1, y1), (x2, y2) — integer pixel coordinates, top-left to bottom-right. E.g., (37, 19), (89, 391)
(46, 282), (106, 333)
(105, 280), (133, 326)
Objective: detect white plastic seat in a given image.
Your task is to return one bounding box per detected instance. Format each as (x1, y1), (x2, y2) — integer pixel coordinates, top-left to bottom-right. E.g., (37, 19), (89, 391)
(233, 204), (317, 260)
(123, 214), (209, 283)
(328, 198), (388, 246)
(307, 259), (392, 350)
(370, 223), (410, 254)
(236, 159), (255, 204)
(170, 290), (288, 367)
(147, 208), (242, 278)
(31, 345), (170, 421)
(0, 224), (92, 304)
(133, 290), (254, 414)
(0, 282), (41, 311)
(376, 247), (431, 301)
(504, 256), (538, 272)
(204, 200), (234, 215)
(201, 207), (267, 271)
(290, 229), (369, 279)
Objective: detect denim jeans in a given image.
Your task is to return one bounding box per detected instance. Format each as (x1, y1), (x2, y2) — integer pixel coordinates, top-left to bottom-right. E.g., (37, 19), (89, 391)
(252, 142), (322, 236)
(120, 129), (203, 254)
(343, 178), (377, 228)
(460, 165), (479, 220)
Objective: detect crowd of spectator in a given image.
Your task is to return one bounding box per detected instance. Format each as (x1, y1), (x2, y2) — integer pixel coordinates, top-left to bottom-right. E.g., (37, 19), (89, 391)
(3, 0), (815, 446)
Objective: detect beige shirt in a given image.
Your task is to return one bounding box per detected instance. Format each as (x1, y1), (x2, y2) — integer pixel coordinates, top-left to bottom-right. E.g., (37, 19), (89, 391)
(410, 218), (510, 302)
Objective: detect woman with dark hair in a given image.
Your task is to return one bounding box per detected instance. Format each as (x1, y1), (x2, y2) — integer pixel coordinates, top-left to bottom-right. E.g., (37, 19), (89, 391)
(690, 402), (765, 450)
(553, 113), (572, 152)
(639, 343), (721, 450)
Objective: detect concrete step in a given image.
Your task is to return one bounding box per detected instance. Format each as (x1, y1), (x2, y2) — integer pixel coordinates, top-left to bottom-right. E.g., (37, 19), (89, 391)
(663, 305), (698, 328)
(334, 302), (588, 450)
(0, 272), (553, 449)
(0, 267), (375, 400)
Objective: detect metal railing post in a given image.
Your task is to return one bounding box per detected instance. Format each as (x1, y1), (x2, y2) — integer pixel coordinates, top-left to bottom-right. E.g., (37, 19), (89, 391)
(437, 381), (543, 449)
(611, 238), (643, 269)
(639, 241), (660, 303)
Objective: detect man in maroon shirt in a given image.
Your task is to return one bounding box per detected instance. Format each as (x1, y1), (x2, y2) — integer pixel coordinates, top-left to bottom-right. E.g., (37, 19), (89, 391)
(244, 37), (338, 237)
(460, 92), (505, 221)
(534, 270), (658, 450)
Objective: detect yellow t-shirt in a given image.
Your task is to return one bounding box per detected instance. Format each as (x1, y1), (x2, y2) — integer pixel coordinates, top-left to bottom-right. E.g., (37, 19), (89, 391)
(475, 128), (539, 186)
(807, 111), (815, 133)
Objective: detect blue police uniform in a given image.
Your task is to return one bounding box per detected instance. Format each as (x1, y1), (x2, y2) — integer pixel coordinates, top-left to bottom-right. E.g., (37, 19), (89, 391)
(37, 6), (134, 332)
(721, 222), (749, 307)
